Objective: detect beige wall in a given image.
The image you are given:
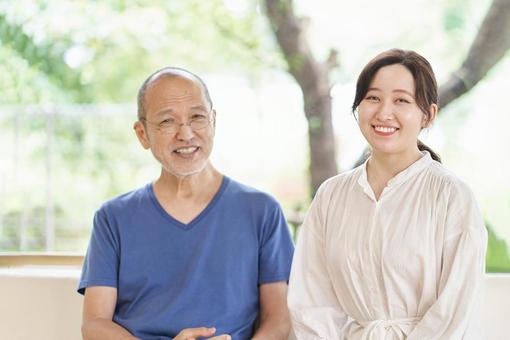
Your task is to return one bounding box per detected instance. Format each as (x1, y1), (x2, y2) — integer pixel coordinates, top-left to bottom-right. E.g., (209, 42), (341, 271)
(0, 267), (83, 340)
(0, 267), (509, 340)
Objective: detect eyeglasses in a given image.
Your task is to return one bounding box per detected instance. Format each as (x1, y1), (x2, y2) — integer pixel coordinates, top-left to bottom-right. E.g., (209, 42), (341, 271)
(140, 113), (214, 134)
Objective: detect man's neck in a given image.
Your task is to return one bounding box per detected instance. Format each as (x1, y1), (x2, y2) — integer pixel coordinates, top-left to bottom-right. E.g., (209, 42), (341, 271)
(154, 163), (223, 201)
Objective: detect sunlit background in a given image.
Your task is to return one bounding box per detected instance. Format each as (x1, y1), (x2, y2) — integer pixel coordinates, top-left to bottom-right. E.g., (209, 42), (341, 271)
(1, 0), (509, 272)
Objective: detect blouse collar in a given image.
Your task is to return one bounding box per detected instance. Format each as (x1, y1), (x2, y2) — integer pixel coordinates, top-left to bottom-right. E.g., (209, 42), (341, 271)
(357, 151), (433, 199)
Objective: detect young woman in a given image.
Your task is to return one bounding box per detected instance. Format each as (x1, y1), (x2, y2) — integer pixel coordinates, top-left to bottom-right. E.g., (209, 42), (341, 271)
(288, 49), (487, 339)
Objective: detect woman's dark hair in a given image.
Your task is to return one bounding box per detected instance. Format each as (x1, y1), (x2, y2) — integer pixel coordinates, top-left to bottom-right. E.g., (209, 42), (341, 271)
(352, 49), (441, 162)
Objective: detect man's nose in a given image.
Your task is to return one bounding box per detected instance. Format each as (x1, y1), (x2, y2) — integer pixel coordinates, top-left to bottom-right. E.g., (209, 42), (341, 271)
(175, 123), (195, 140)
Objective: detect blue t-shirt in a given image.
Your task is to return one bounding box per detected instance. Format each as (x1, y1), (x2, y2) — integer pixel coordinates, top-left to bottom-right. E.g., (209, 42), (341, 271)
(78, 176), (294, 340)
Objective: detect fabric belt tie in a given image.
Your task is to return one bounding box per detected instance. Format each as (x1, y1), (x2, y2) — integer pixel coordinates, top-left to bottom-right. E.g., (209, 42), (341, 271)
(358, 317), (421, 339)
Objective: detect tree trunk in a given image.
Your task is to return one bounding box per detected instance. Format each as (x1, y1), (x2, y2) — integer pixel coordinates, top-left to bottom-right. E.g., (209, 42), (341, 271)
(305, 91), (336, 195)
(263, 0), (337, 195)
(439, 0), (510, 109)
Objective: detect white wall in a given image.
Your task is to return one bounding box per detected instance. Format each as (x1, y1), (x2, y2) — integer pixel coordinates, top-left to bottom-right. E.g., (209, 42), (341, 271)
(0, 268), (508, 340)
(482, 274), (510, 340)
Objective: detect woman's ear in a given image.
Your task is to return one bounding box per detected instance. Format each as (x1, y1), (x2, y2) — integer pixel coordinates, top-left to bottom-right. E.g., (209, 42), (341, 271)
(423, 103), (438, 128)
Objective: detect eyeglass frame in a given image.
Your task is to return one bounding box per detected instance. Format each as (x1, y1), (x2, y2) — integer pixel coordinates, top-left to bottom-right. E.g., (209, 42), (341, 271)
(139, 109), (216, 134)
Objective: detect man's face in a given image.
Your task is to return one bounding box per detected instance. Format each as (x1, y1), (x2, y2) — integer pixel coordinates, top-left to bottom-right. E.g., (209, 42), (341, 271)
(135, 75), (215, 177)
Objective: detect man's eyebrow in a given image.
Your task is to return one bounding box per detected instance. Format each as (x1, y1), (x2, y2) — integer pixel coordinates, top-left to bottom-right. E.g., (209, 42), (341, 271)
(190, 105), (209, 111)
(155, 108), (174, 117)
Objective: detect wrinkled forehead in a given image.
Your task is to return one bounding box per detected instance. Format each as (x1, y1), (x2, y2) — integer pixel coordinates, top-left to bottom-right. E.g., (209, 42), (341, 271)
(144, 74), (209, 110)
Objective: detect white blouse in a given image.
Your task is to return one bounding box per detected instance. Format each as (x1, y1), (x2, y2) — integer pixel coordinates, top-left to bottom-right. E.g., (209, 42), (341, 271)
(288, 152), (487, 340)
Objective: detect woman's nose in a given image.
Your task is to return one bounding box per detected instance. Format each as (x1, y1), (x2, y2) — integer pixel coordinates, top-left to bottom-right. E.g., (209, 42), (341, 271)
(376, 101), (395, 120)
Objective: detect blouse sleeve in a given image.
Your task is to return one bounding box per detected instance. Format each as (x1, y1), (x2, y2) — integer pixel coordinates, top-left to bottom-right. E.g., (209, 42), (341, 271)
(288, 184), (351, 340)
(407, 182), (488, 340)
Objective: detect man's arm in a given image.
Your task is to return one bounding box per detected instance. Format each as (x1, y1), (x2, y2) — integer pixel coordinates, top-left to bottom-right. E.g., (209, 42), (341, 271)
(82, 286), (231, 340)
(252, 282), (290, 340)
(82, 286), (138, 340)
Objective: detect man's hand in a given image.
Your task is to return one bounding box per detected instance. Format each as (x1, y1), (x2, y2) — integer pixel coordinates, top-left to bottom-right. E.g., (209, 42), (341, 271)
(173, 327), (231, 340)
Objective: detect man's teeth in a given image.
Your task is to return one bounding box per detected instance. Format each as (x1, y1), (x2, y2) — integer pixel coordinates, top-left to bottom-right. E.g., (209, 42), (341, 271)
(175, 147), (198, 154)
(374, 126), (397, 133)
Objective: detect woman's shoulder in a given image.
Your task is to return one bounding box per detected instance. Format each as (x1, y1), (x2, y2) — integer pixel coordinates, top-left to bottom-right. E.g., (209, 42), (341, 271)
(425, 161), (478, 208)
(316, 165), (363, 197)
(425, 162), (486, 240)
(426, 161), (470, 190)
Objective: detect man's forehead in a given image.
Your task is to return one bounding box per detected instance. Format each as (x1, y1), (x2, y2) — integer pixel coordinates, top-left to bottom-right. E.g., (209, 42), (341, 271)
(144, 75), (209, 115)
(148, 74), (201, 92)
(145, 75), (207, 101)
(154, 105), (209, 117)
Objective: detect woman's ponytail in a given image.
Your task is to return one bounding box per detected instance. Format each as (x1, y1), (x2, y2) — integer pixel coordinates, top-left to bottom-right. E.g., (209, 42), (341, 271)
(418, 140), (441, 163)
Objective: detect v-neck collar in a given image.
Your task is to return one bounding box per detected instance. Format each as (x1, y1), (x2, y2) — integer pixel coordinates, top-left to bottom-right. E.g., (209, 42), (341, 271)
(357, 151), (433, 201)
(147, 176), (229, 230)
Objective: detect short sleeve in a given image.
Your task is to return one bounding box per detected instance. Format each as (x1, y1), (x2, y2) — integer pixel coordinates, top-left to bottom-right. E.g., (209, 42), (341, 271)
(77, 208), (120, 295)
(258, 200), (294, 284)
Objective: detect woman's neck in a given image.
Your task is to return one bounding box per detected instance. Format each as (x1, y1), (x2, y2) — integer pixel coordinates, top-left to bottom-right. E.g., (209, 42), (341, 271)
(366, 148), (423, 200)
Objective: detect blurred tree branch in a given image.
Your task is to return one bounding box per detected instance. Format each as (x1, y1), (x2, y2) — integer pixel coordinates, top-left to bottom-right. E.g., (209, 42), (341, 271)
(439, 0), (510, 109)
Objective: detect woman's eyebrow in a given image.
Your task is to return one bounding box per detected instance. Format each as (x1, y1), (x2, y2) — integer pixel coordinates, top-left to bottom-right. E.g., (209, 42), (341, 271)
(393, 89), (415, 97)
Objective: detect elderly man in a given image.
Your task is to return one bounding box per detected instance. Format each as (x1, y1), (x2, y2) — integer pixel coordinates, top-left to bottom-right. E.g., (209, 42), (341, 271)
(78, 67), (294, 340)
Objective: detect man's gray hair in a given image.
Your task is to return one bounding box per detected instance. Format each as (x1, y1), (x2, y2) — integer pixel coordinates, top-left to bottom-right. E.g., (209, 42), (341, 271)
(137, 67), (213, 119)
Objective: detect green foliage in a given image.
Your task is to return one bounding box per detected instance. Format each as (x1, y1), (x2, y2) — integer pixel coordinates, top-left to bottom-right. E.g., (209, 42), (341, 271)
(486, 221), (510, 272)
(0, 13), (92, 102)
(0, 0), (277, 104)
(0, 46), (67, 103)
(443, 0), (466, 32)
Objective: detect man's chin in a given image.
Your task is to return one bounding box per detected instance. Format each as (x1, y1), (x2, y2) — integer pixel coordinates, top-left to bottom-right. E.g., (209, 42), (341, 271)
(164, 164), (208, 178)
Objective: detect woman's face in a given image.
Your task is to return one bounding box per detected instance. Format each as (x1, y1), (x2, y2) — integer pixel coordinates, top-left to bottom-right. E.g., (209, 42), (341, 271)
(357, 64), (433, 158)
